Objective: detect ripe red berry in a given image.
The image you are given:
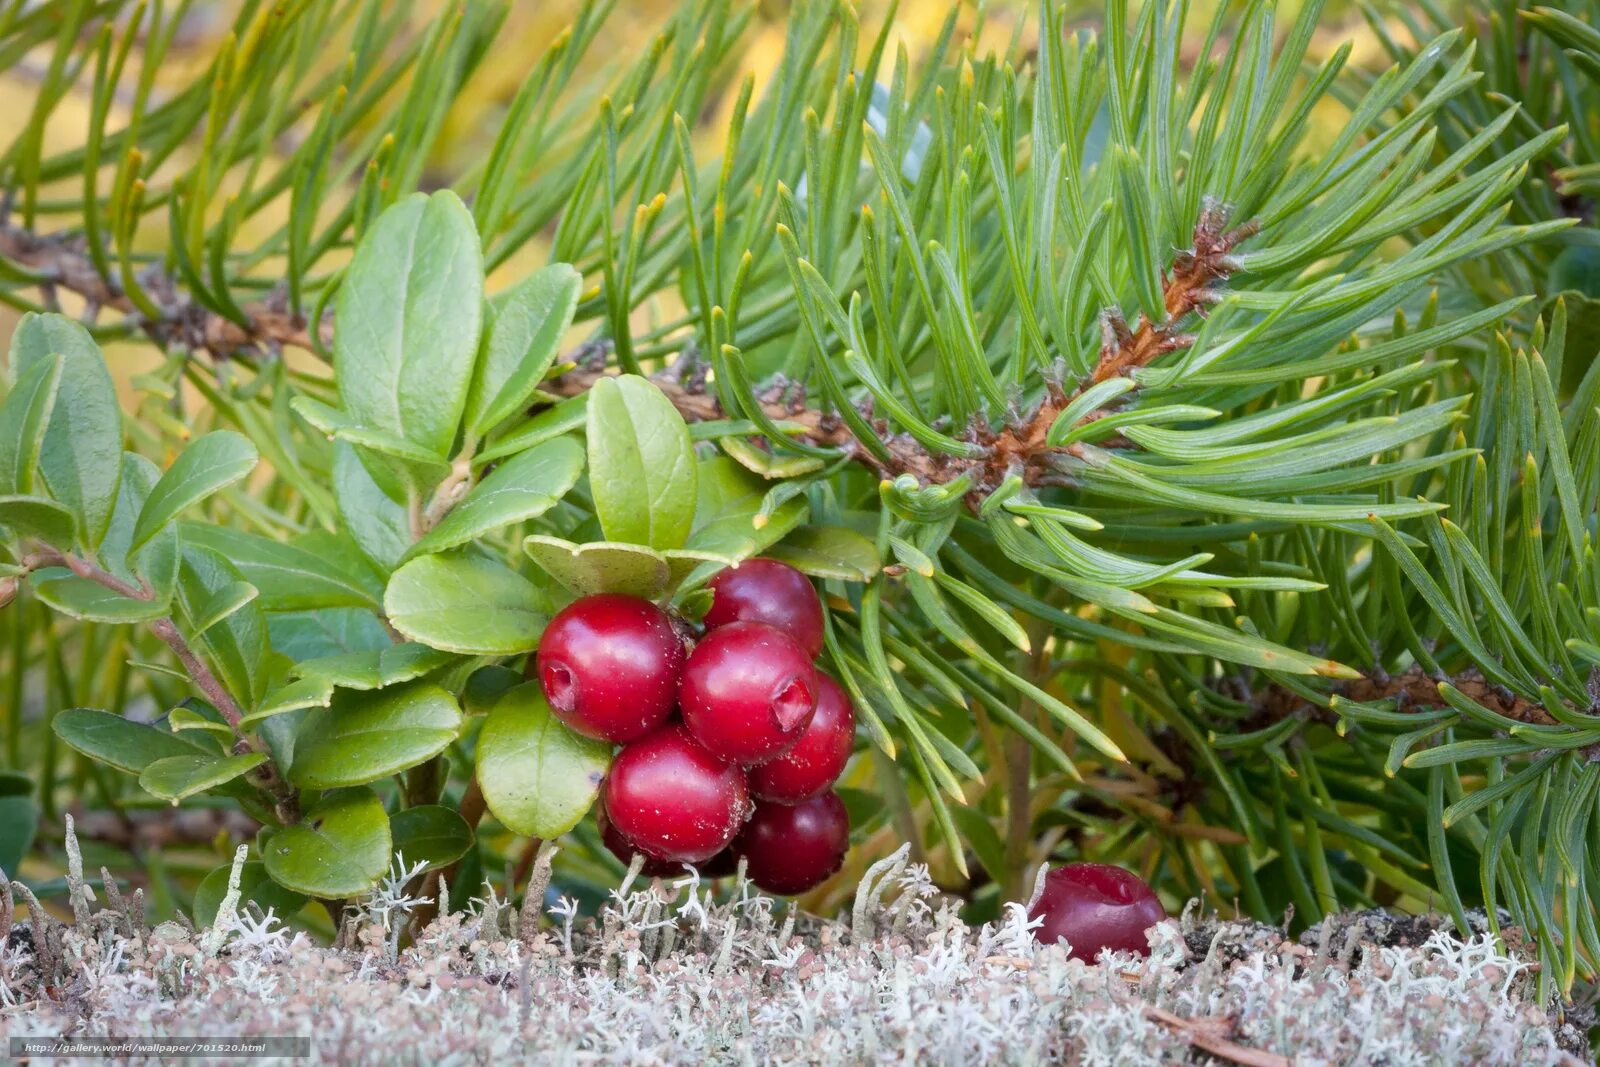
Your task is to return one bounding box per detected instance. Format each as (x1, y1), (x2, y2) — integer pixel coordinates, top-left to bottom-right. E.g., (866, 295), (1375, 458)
(704, 558), (825, 658)
(733, 791), (849, 895)
(1027, 863), (1167, 961)
(680, 621), (818, 765)
(749, 672), (855, 802)
(596, 796), (685, 878)
(537, 593), (685, 743)
(595, 797), (738, 878)
(603, 723), (750, 863)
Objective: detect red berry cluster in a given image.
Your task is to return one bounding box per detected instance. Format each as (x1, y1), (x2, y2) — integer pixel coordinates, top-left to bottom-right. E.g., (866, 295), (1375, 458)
(536, 558), (853, 895)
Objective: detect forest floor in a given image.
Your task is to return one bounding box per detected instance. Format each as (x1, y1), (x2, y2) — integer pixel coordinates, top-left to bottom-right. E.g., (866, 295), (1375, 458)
(0, 846), (1592, 1065)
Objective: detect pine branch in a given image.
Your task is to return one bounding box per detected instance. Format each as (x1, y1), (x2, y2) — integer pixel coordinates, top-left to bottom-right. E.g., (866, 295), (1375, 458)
(550, 204), (1255, 504)
(2, 193), (1247, 511)
(0, 222), (328, 356)
(1247, 665), (1563, 729)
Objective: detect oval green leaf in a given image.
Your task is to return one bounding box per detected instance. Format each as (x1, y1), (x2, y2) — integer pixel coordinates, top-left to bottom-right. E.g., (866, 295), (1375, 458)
(288, 681), (462, 790)
(0, 494), (76, 545)
(389, 805), (474, 869)
(767, 524), (882, 582)
(52, 708), (215, 774)
(139, 752), (267, 804)
(0, 352), (63, 496)
(130, 430), (258, 554)
(477, 683), (611, 839)
(523, 535), (671, 598)
(262, 788), (392, 898)
(10, 313), (122, 549)
(405, 435), (584, 561)
(334, 191), (484, 460)
(466, 262), (583, 438)
(34, 574), (169, 623)
(385, 552), (547, 655)
(181, 523), (379, 611)
(587, 374), (697, 550)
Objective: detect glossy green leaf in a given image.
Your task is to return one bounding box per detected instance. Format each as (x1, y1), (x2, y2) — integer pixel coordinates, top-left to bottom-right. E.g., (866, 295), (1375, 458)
(262, 788), (392, 898)
(465, 263), (582, 438)
(332, 442), (411, 572)
(288, 682), (462, 789)
(175, 545), (269, 712)
(685, 456), (809, 559)
(0, 494), (75, 545)
(291, 642), (455, 692)
(10, 313), (122, 549)
(52, 708), (214, 774)
(102, 455), (179, 599)
(139, 752), (267, 803)
(130, 431), (258, 553)
(33, 574), (167, 622)
(192, 860), (307, 927)
(0, 352), (62, 495)
(0, 795), (38, 876)
(405, 435), (584, 560)
(523, 535), (670, 598)
(246, 677), (335, 726)
(586, 374), (697, 549)
(389, 805), (474, 869)
(334, 191), (484, 459)
(462, 664), (524, 716)
(182, 523), (380, 611)
(720, 435), (827, 478)
(768, 525), (881, 581)
(477, 683), (611, 839)
(385, 552), (547, 654)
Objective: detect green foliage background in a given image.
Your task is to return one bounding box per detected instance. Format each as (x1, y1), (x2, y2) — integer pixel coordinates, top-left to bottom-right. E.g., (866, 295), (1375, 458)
(0, 0), (1597, 1010)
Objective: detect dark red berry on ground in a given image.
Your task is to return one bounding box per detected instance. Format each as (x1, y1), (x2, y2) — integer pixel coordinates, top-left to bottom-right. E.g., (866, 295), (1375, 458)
(1027, 862), (1167, 961)
(537, 593), (685, 743)
(704, 558), (825, 658)
(603, 723), (750, 863)
(749, 672), (855, 802)
(733, 791), (849, 895)
(680, 621), (819, 765)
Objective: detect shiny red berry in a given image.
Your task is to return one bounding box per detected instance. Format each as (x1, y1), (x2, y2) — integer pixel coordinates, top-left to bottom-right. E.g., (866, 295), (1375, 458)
(596, 796), (738, 879)
(733, 791), (849, 895)
(537, 593), (685, 743)
(680, 621), (818, 765)
(603, 723), (750, 863)
(1027, 863), (1167, 961)
(749, 672), (855, 802)
(596, 796), (685, 878)
(704, 558), (825, 658)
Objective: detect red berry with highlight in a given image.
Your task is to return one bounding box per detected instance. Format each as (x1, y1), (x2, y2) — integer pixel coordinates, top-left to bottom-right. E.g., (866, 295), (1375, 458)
(537, 593), (685, 743)
(749, 672), (855, 802)
(596, 796), (685, 878)
(603, 723), (750, 863)
(1027, 863), (1167, 961)
(733, 791), (850, 895)
(704, 558), (825, 658)
(680, 621), (818, 765)
(596, 796), (739, 879)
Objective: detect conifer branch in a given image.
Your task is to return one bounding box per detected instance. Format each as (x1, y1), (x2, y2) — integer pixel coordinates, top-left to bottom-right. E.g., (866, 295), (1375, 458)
(2, 199), (1248, 514)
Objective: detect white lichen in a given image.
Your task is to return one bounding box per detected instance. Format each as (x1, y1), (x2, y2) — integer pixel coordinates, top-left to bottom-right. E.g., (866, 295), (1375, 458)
(0, 842), (1586, 1065)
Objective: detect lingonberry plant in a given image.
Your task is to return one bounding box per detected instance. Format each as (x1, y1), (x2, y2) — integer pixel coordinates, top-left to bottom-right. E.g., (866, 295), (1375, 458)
(0, 0), (1595, 1008)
